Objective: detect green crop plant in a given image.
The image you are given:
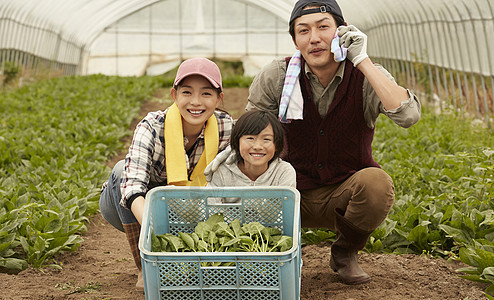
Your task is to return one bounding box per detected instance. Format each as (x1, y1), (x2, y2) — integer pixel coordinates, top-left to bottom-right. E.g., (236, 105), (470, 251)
(0, 74), (166, 270)
(302, 106), (494, 295)
(1, 74), (492, 295)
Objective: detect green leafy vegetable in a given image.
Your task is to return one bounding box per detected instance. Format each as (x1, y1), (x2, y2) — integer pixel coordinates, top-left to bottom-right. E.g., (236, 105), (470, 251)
(152, 214), (293, 266)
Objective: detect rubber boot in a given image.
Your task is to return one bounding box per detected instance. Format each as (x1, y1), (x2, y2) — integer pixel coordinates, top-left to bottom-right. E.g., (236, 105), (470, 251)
(123, 222), (144, 292)
(329, 208), (372, 285)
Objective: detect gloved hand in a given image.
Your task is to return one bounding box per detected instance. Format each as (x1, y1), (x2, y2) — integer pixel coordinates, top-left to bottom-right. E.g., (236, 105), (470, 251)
(204, 145), (234, 176)
(337, 25), (368, 67)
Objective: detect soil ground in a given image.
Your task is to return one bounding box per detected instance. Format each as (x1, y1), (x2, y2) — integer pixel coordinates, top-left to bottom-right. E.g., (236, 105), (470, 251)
(0, 88), (488, 299)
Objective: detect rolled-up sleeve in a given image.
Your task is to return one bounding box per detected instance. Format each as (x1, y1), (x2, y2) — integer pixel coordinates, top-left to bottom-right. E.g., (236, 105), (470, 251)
(381, 90), (421, 128)
(363, 64), (421, 129)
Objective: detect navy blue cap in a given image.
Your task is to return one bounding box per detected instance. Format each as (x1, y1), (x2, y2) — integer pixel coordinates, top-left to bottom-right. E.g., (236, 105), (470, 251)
(289, 0), (344, 25)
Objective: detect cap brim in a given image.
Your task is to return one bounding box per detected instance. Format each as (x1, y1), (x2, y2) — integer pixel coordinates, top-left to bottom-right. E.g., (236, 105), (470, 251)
(174, 72), (221, 90)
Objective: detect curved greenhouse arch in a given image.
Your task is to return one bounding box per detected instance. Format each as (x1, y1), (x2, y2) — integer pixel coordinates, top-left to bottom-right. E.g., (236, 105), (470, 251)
(83, 0), (296, 76)
(0, 0), (493, 122)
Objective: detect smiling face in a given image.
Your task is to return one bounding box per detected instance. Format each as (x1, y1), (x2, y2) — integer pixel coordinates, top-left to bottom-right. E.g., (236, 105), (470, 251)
(171, 75), (223, 136)
(238, 124), (276, 179)
(293, 11), (338, 72)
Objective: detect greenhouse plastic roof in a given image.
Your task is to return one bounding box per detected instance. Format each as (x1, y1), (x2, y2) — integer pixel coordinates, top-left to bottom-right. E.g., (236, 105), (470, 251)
(0, 0), (295, 49)
(1, 0), (493, 76)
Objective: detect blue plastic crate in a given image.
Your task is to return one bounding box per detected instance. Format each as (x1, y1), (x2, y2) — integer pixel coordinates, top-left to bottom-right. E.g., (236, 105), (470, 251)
(139, 186), (301, 300)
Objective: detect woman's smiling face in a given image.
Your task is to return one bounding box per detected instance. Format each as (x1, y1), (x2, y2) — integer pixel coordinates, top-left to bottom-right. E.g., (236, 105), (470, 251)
(171, 75), (223, 134)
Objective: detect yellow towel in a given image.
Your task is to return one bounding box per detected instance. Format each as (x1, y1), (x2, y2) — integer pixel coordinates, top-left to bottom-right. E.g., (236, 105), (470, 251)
(164, 103), (218, 186)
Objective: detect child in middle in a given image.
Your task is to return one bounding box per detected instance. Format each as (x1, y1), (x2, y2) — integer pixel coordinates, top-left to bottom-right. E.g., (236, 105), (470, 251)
(206, 110), (296, 190)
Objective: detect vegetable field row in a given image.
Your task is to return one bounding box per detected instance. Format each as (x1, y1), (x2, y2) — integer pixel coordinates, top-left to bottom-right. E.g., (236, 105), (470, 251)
(303, 108), (494, 296)
(0, 75), (165, 270)
(0, 75), (493, 296)
(375, 110), (494, 296)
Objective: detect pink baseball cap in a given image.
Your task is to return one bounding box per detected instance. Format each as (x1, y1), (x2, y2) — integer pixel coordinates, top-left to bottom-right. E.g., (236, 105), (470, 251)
(173, 57), (223, 91)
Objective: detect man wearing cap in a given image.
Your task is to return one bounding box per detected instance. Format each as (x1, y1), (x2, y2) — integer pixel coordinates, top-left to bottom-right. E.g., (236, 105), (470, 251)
(99, 57), (233, 290)
(247, 0), (421, 284)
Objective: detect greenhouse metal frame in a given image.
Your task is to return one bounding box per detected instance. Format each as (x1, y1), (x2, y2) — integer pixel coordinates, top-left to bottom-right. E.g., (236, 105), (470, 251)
(1, 0), (493, 124)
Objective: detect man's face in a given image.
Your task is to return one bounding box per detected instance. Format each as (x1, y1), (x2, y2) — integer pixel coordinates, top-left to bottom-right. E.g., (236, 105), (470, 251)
(292, 12), (338, 71)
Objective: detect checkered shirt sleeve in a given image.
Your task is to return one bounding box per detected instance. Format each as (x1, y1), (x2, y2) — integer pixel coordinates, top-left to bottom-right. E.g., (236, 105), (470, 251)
(119, 109), (233, 208)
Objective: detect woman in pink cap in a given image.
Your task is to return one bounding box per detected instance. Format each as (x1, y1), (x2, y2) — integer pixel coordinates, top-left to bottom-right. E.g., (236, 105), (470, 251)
(99, 57), (233, 291)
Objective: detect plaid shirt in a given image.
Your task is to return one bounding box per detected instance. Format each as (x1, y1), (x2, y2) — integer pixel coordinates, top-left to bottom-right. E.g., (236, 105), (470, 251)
(104, 109), (233, 208)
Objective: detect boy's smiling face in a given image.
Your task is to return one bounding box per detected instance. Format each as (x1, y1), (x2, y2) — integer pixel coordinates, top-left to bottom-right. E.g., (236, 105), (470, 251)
(171, 75), (223, 135)
(238, 123), (276, 176)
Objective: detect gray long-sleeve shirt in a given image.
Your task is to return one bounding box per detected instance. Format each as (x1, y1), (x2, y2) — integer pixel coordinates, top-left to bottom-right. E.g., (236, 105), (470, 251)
(207, 157), (296, 188)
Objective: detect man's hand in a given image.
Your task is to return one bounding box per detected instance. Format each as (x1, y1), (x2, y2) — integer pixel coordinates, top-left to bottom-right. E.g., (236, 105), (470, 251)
(338, 25), (368, 67)
(204, 145), (234, 176)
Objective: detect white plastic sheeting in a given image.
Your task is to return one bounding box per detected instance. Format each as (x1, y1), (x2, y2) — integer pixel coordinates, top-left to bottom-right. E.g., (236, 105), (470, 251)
(1, 0), (493, 76)
(345, 0), (493, 121)
(0, 0), (493, 121)
(85, 0), (296, 76)
(0, 0), (297, 76)
(352, 0), (494, 77)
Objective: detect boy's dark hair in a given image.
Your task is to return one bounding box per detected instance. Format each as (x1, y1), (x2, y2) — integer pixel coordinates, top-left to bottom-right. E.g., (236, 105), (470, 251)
(288, 3), (345, 39)
(230, 110), (285, 164)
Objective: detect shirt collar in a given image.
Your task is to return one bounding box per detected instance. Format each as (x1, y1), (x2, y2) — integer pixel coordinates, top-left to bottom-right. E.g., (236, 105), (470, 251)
(304, 60), (346, 85)
(183, 125), (206, 145)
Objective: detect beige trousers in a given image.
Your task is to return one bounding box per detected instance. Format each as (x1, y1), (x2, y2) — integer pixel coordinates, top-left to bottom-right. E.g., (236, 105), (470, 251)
(300, 167), (395, 232)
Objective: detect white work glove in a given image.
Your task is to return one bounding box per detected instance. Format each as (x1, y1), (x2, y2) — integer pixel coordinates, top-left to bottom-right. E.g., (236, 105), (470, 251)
(204, 145), (235, 176)
(337, 25), (368, 67)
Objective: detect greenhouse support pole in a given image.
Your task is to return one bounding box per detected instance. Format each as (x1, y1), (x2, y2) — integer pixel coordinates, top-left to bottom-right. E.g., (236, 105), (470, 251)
(13, 21), (21, 67)
(487, 2), (494, 123)
(31, 24), (40, 75)
(378, 1), (400, 85)
(149, 6), (152, 69)
(26, 25), (34, 72)
(244, 2), (248, 57)
(470, 72), (480, 119)
(436, 8), (450, 109)
(452, 2), (472, 113)
(440, 6), (460, 111)
(461, 1), (481, 119)
(422, 0), (443, 109)
(115, 21), (119, 76)
(406, 4), (423, 94)
(5, 20), (13, 66)
(480, 76), (488, 122)
(18, 21), (26, 73)
(446, 2), (466, 115)
(0, 49), (4, 77)
(401, 2), (418, 92)
(213, 0), (216, 59)
(473, 0), (494, 124)
(418, 0), (435, 100)
(490, 76), (494, 125)
(22, 22), (31, 74)
(51, 33), (62, 76)
(394, 5), (412, 90)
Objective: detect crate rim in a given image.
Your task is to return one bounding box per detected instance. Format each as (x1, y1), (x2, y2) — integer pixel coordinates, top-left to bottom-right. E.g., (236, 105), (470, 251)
(139, 186), (301, 258)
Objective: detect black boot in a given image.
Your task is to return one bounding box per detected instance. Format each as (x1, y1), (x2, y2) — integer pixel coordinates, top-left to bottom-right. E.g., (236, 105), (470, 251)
(329, 208), (372, 285)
